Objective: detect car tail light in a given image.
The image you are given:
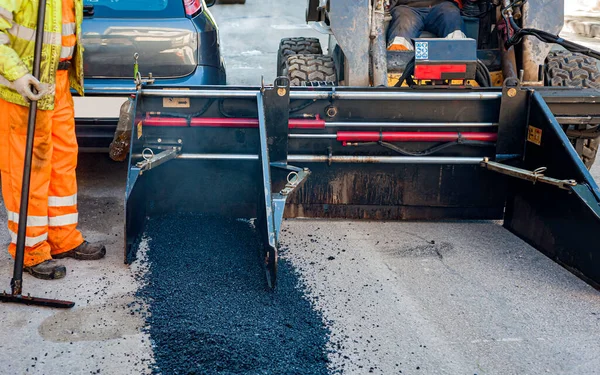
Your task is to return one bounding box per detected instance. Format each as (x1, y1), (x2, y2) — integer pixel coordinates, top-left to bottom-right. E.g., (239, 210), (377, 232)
(184, 0), (202, 16)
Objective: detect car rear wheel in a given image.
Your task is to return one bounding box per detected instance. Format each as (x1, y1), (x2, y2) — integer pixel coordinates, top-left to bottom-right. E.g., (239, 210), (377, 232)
(545, 51), (600, 169)
(284, 54), (337, 86)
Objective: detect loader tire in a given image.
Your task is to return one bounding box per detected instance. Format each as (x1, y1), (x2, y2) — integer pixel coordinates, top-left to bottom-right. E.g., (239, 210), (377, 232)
(582, 137), (600, 169)
(546, 51), (600, 169)
(277, 38), (323, 77)
(285, 54), (337, 86)
(545, 51), (600, 89)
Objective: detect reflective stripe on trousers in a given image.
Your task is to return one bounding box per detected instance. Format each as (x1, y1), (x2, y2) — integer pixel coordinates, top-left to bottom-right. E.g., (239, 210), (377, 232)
(0, 70), (84, 267)
(6, 210), (79, 227)
(48, 193), (77, 207)
(8, 231), (48, 248)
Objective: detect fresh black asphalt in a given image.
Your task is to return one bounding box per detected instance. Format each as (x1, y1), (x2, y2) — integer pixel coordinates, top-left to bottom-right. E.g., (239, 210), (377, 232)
(136, 214), (331, 375)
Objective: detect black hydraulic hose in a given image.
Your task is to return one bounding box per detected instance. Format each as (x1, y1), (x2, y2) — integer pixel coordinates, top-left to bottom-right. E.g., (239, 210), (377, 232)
(476, 59), (492, 87)
(156, 99), (215, 123)
(475, 70), (488, 87)
(379, 140), (495, 156)
(348, 140), (496, 157)
(289, 99), (316, 113)
(218, 99), (238, 118)
(475, 60), (491, 87)
(506, 15), (600, 61)
(394, 58), (416, 87)
(12, 0), (47, 295)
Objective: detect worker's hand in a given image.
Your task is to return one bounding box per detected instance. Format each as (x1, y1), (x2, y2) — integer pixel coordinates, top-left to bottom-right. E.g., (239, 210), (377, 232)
(12, 74), (49, 101)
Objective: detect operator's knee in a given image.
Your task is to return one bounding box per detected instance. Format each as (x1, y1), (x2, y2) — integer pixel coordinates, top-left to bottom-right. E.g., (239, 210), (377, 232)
(429, 2), (465, 37)
(387, 5), (422, 50)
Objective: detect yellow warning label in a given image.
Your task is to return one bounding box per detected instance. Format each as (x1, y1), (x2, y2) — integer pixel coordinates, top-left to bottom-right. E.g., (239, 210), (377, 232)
(163, 88), (190, 108)
(137, 121), (143, 140)
(527, 125), (542, 146)
(163, 97), (190, 108)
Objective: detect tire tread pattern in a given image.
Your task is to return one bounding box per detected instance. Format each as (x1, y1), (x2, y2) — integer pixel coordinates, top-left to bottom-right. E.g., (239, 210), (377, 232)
(546, 51), (600, 169)
(277, 38), (323, 76)
(285, 54), (336, 86)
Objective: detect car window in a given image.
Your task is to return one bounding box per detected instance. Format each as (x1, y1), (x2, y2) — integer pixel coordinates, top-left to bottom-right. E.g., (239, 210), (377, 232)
(84, 0), (184, 18)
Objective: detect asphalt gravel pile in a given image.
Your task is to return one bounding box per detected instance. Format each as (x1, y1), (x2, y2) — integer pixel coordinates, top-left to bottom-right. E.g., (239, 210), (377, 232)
(135, 214), (331, 375)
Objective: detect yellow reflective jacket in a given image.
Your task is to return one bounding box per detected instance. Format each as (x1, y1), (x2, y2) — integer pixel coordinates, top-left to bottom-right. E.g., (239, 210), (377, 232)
(0, 0), (84, 110)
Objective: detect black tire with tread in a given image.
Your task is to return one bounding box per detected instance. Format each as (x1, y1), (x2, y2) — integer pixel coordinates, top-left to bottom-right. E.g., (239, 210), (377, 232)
(582, 137), (600, 169)
(285, 54), (337, 86)
(277, 37), (323, 77)
(545, 51), (600, 88)
(546, 51), (600, 169)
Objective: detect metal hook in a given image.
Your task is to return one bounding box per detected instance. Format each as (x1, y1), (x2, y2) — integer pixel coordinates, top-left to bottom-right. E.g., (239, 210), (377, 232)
(142, 148), (155, 161)
(287, 171), (299, 185)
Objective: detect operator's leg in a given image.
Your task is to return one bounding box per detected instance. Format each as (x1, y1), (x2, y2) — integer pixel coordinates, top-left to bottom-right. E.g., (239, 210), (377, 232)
(387, 5), (426, 51)
(424, 1), (466, 38)
(0, 99), (55, 269)
(47, 70), (84, 255)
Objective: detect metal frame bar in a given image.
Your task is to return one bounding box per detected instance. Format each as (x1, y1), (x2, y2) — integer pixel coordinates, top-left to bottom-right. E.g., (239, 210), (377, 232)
(289, 155), (485, 164)
(141, 88), (502, 101)
(135, 153), (485, 164)
(256, 91), (277, 251)
(142, 116), (498, 130)
(481, 158), (577, 190)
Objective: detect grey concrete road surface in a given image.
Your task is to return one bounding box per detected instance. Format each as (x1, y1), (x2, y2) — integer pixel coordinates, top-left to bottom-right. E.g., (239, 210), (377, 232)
(281, 221), (600, 374)
(209, 0), (328, 85)
(1, 1), (600, 374)
(0, 157), (152, 374)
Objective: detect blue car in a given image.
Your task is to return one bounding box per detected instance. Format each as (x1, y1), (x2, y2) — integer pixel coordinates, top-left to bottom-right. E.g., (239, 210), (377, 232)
(75, 0), (226, 151)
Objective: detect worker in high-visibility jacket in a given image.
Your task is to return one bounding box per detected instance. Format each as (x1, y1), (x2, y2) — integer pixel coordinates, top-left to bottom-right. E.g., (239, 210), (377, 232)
(0, 0), (105, 280)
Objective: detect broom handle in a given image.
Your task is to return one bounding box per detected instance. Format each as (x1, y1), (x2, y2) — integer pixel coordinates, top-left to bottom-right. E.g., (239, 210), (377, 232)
(11, 0), (47, 295)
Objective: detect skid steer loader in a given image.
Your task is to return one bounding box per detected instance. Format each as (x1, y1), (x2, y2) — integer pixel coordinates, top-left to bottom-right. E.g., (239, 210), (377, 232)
(123, 0), (600, 290)
(277, 0), (600, 169)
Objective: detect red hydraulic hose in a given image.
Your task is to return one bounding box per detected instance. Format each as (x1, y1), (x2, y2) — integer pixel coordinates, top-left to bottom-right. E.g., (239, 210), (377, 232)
(288, 118), (326, 129)
(143, 116), (326, 129)
(141, 117), (497, 143)
(336, 131), (497, 142)
(191, 118), (258, 127)
(143, 117), (188, 127)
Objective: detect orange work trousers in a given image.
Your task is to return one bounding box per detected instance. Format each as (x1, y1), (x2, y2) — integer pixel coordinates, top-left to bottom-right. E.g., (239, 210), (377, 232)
(0, 70), (84, 267)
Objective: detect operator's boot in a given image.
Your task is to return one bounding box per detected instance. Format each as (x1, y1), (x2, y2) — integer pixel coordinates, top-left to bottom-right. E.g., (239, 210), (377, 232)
(387, 36), (413, 51)
(53, 241), (106, 261)
(25, 260), (67, 280)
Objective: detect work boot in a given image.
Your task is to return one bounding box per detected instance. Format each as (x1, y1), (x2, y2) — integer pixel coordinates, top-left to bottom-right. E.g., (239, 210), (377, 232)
(53, 241), (106, 261)
(25, 260), (67, 280)
(387, 36), (413, 51)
